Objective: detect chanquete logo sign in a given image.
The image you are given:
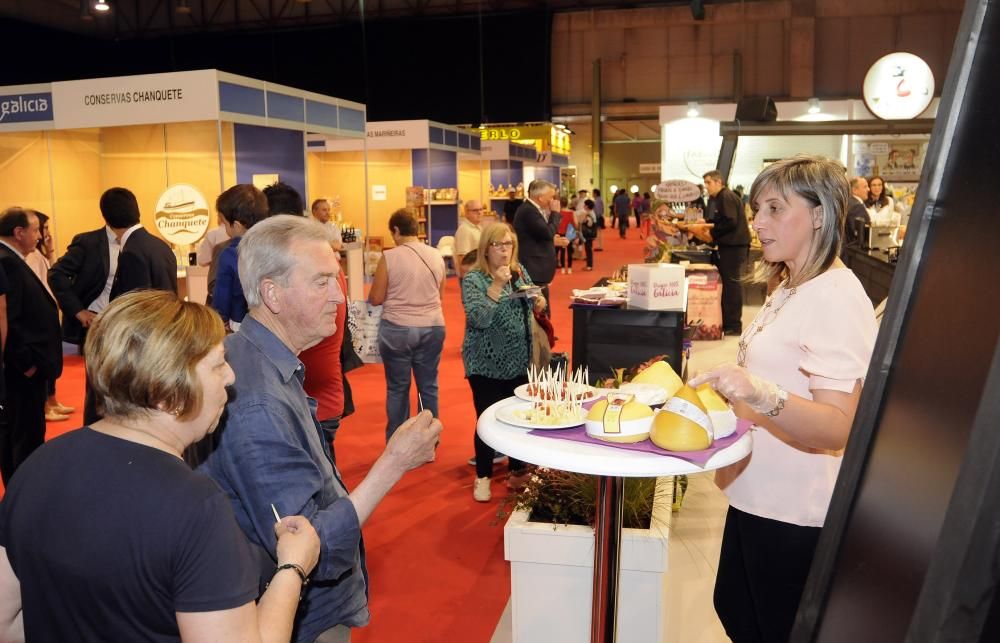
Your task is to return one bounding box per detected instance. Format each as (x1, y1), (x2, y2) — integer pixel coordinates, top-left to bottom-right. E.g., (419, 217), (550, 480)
(0, 93), (53, 124)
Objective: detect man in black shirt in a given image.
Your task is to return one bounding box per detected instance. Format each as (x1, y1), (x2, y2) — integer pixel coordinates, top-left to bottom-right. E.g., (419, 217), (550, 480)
(690, 171), (751, 335)
(502, 189), (522, 224)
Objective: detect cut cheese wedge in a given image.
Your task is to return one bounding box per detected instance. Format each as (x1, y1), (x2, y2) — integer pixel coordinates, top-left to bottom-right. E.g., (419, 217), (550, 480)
(630, 361), (684, 398)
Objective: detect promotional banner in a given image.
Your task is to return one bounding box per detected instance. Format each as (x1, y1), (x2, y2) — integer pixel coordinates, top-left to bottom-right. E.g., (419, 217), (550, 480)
(0, 90), (53, 126)
(154, 184), (211, 246)
(51, 70), (220, 129)
(655, 180), (702, 202)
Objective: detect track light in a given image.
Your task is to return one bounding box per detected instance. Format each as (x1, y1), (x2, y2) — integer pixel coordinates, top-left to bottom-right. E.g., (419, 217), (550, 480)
(80, 0), (94, 20)
(807, 97), (821, 114)
(687, 102), (700, 118)
(176, 0), (192, 14)
(93, 0), (110, 12)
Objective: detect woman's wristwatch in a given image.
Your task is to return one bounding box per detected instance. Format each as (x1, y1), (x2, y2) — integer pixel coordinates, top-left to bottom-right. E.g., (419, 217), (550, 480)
(765, 386), (789, 417)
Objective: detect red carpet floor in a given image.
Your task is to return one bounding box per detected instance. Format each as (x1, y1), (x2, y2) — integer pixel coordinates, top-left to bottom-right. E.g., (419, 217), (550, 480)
(3, 228), (648, 642)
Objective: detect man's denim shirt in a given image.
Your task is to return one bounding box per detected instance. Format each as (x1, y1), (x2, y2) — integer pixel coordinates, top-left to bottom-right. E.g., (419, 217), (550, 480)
(200, 315), (370, 642)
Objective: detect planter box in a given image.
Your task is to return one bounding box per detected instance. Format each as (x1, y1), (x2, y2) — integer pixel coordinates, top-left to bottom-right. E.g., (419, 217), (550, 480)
(504, 478), (672, 643)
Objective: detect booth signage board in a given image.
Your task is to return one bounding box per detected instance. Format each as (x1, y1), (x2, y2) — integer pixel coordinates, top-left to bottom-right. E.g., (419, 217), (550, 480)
(0, 91), (53, 125)
(862, 52), (935, 120)
(51, 70), (220, 129)
(372, 185), (388, 201)
(480, 125), (551, 142)
(365, 120), (429, 150)
(154, 183), (211, 246)
(655, 180), (702, 202)
(639, 163), (662, 174)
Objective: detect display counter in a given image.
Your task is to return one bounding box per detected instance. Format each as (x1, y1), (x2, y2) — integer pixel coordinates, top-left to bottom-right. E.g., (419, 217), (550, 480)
(842, 246), (897, 305)
(571, 305), (685, 381)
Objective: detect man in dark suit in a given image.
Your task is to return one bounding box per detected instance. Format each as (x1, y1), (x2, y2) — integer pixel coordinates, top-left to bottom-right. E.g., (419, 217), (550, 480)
(689, 170), (751, 336)
(844, 176), (872, 249)
(49, 187), (177, 423)
(512, 180), (561, 309)
(0, 208), (62, 484)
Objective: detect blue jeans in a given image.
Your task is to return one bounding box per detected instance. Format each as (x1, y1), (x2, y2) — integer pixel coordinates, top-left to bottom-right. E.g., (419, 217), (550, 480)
(378, 320), (446, 441)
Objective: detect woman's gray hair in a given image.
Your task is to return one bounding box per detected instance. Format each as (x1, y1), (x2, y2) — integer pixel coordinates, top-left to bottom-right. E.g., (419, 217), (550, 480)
(748, 154), (848, 287)
(528, 179), (556, 199)
(238, 214), (332, 307)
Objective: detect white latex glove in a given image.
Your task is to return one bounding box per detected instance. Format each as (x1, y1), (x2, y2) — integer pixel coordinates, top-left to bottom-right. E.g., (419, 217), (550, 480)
(688, 363), (782, 415)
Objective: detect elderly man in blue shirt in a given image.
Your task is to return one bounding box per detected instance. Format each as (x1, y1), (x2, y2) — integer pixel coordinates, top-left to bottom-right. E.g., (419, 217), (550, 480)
(200, 215), (442, 643)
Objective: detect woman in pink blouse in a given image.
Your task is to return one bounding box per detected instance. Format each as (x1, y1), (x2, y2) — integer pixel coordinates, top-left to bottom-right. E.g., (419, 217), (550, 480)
(369, 209), (446, 442)
(691, 156), (878, 642)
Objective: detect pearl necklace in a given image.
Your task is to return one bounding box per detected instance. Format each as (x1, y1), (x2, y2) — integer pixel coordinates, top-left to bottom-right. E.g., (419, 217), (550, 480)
(737, 282), (797, 368)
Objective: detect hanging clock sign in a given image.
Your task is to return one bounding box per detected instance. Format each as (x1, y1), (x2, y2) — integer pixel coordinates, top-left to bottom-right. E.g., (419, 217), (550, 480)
(862, 52), (935, 120)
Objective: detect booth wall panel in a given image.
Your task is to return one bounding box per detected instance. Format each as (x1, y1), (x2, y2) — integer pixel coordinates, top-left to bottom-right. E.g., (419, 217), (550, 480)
(220, 122), (237, 191)
(339, 108), (365, 133)
(163, 121), (228, 247)
(234, 123), (306, 208)
(411, 149), (456, 190)
(46, 129), (101, 257)
(219, 82), (266, 118)
(101, 124), (169, 242)
(0, 131), (54, 229)
(267, 92), (305, 123)
(306, 101), (339, 129)
(534, 167), (559, 186)
(307, 149), (410, 248)
(458, 159), (487, 210)
(429, 203), (458, 247)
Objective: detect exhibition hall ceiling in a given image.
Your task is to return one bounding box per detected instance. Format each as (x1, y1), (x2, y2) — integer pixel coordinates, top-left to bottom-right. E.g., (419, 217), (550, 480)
(0, 0), (700, 38)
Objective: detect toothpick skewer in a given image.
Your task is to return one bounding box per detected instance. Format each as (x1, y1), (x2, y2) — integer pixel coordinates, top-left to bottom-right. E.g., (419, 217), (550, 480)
(271, 503), (282, 524)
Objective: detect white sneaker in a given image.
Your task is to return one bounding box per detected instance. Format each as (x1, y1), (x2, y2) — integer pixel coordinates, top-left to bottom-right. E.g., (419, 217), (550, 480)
(473, 477), (492, 502)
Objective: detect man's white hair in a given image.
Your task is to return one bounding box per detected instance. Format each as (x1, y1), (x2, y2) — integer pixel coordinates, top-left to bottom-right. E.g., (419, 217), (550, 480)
(238, 214), (333, 307)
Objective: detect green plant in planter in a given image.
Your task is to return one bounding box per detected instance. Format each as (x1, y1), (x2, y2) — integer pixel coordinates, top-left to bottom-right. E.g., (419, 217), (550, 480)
(497, 468), (668, 530)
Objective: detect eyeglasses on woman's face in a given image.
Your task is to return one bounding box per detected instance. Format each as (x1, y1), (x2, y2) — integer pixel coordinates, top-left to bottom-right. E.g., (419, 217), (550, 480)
(489, 240), (514, 249)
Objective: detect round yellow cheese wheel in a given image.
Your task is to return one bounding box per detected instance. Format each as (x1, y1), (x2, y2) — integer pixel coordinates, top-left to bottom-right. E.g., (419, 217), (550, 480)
(586, 399), (653, 443)
(650, 385), (713, 452)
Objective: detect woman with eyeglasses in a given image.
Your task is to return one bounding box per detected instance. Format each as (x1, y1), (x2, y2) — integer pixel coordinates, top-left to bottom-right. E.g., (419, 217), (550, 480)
(462, 224), (546, 502)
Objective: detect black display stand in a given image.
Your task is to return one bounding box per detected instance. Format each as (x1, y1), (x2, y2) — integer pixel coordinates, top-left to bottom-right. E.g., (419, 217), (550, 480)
(570, 305), (684, 381)
(792, 1), (1000, 640)
(841, 246), (897, 305)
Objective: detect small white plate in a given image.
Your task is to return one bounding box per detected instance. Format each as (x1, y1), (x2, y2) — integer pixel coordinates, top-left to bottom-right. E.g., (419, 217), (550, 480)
(513, 382), (604, 403)
(495, 401), (587, 430)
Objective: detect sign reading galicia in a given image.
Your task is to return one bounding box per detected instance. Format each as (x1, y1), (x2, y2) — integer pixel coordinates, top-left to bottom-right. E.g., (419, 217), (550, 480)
(154, 184), (210, 246)
(863, 52), (935, 120)
(0, 93), (53, 124)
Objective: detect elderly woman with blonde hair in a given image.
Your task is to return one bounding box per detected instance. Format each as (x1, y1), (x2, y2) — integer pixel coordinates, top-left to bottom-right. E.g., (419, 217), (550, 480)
(691, 155), (878, 642)
(0, 291), (320, 643)
(462, 223), (546, 502)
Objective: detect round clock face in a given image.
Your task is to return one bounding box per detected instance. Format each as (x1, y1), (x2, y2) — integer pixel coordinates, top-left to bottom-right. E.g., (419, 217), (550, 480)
(863, 52), (935, 120)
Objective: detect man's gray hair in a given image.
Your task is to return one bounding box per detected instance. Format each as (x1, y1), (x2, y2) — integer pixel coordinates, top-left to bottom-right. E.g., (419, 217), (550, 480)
(238, 214), (333, 308)
(528, 179), (557, 199)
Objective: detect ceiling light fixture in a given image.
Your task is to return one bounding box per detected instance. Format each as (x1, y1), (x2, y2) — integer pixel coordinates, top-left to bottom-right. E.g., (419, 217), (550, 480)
(93, 0), (110, 12)
(176, 0), (192, 14)
(807, 97), (821, 114)
(79, 0), (93, 20)
(687, 101), (700, 118)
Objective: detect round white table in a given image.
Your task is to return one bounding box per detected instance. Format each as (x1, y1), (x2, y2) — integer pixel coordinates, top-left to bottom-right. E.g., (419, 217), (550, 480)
(478, 398), (753, 643)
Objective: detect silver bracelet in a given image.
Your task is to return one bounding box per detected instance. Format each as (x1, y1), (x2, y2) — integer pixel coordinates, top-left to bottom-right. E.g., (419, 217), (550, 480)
(765, 387), (789, 417)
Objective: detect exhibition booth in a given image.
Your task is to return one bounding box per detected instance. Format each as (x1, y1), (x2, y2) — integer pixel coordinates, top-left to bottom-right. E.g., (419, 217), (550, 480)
(309, 119), (486, 248)
(0, 68), (366, 299)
